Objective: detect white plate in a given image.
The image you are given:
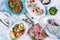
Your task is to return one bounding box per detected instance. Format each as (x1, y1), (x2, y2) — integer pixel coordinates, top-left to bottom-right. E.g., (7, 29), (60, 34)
(7, 21), (28, 40)
(45, 17), (60, 38)
(25, 0), (46, 18)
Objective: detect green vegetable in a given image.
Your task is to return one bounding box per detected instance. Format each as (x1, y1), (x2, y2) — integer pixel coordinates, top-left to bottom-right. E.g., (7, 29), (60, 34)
(10, 5), (14, 8)
(32, 36), (36, 40)
(49, 7), (58, 15)
(12, 37), (17, 40)
(19, 30), (24, 33)
(13, 26), (17, 32)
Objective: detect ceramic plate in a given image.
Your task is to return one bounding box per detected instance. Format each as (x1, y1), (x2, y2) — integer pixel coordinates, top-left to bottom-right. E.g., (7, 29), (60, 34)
(45, 17), (60, 38)
(7, 21), (28, 40)
(25, 0), (46, 18)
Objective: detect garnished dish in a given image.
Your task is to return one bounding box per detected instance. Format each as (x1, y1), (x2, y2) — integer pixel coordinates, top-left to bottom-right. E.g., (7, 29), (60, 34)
(28, 23), (48, 40)
(46, 19), (60, 38)
(49, 7), (58, 15)
(40, 0), (51, 5)
(9, 23), (26, 40)
(8, 0), (23, 13)
(25, 0), (45, 18)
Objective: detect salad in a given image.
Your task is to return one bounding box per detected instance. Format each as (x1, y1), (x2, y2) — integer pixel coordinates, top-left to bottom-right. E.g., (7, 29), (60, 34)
(10, 23), (26, 40)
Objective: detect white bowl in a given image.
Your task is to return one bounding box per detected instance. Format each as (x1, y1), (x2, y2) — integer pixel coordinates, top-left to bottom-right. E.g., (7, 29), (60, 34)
(25, 0), (46, 18)
(47, 4), (59, 16)
(7, 21), (28, 40)
(45, 17), (60, 38)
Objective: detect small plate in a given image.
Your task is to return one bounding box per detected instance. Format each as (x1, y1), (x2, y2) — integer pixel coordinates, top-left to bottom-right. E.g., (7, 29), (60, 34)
(47, 5), (58, 16)
(25, 0), (46, 18)
(45, 17), (60, 38)
(46, 0), (60, 16)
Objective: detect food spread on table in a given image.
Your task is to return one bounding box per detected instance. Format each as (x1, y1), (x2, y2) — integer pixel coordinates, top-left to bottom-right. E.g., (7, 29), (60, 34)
(0, 0), (60, 40)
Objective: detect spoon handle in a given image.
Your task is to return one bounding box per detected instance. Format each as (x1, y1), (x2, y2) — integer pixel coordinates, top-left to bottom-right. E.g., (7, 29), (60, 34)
(24, 13), (34, 24)
(0, 19), (9, 27)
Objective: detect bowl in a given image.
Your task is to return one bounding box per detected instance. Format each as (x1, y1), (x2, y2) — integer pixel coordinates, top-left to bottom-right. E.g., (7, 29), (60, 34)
(45, 17), (60, 38)
(47, 4), (59, 16)
(4, 0), (25, 16)
(7, 21), (28, 40)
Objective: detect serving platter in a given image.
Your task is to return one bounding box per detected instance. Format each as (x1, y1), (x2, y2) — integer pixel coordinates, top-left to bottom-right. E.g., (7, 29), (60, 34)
(25, 0), (46, 18)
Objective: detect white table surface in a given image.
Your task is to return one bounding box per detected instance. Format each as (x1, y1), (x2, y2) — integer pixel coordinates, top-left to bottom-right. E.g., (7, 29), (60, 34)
(0, 0), (60, 40)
